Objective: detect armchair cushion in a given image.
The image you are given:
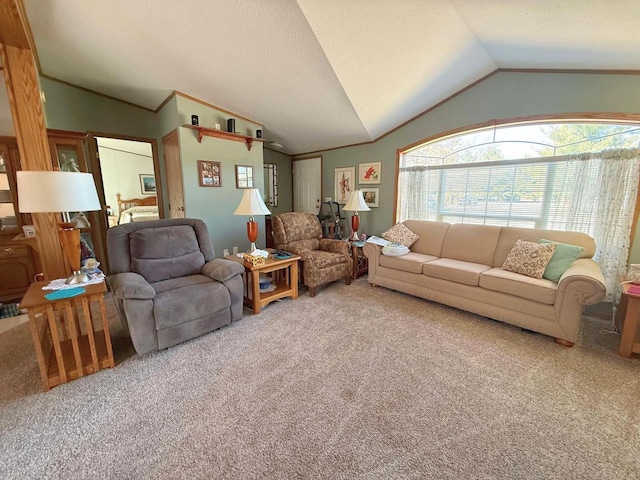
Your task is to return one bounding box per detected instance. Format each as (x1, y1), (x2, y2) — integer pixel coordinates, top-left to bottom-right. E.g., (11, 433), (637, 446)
(202, 258), (245, 282)
(306, 250), (349, 269)
(319, 238), (349, 255)
(130, 225), (205, 283)
(108, 272), (155, 300)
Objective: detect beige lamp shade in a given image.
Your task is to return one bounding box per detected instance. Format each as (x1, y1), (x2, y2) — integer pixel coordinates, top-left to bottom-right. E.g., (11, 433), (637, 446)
(233, 188), (271, 217)
(17, 171), (101, 213)
(343, 190), (371, 212)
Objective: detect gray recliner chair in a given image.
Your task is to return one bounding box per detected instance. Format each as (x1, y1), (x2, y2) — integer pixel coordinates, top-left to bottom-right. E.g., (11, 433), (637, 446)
(106, 218), (245, 355)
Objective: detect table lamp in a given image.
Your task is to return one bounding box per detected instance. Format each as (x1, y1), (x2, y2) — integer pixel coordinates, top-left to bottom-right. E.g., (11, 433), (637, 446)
(343, 190), (370, 241)
(17, 171), (101, 284)
(233, 188), (271, 254)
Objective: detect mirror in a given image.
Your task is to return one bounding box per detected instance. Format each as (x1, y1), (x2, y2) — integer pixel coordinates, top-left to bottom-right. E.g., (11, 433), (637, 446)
(263, 163), (278, 207)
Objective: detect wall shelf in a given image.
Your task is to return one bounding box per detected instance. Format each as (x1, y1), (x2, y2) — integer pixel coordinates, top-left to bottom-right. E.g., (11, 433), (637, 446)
(182, 125), (265, 151)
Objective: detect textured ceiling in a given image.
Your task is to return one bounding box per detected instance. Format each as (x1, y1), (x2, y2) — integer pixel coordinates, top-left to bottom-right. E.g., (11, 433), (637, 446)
(20, 0), (640, 154)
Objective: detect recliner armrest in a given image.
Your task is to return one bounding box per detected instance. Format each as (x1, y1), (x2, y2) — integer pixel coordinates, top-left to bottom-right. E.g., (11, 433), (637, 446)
(202, 258), (245, 282)
(319, 238), (349, 255)
(108, 272), (155, 299)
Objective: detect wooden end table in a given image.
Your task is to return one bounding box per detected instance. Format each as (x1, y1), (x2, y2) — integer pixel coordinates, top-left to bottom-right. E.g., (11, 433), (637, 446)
(615, 281), (640, 358)
(20, 281), (115, 391)
(349, 242), (368, 279)
(225, 253), (301, 314)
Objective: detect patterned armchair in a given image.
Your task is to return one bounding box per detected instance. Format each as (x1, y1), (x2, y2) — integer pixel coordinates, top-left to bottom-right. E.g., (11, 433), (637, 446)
(272, 212), (352, 297)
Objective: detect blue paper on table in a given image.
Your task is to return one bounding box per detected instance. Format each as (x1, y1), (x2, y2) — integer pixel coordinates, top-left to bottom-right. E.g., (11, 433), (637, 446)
(44, 287), (86, 300)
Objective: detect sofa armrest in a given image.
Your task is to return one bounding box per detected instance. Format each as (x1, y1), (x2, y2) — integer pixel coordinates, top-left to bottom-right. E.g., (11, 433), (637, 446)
(319, 238), (349, 255)
(202, 258), (245, 282)
(108, 272), (155, 300)
(554, 258), (606, 316)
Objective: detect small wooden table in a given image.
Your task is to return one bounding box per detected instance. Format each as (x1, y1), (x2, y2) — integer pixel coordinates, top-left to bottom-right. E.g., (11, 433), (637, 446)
(20, 281), (115, 391)
(225, 253), (300, 314)
(615, 282), (640, 358)
(349, 242), (368, 279)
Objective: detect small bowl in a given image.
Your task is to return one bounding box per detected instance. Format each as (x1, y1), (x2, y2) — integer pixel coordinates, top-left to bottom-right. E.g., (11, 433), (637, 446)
(259, 276), (272, 288)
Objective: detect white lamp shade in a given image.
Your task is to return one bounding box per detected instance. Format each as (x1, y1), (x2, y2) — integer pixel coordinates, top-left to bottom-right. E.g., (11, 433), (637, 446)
(17, 171), (101, 213)
(343, 190), (370, 212)
(233, 188), (271, 216)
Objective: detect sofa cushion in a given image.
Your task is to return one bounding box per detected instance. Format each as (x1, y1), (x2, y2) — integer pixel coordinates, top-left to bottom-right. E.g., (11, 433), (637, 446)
(423, 258), (491, 286)
(440, 224), (502, 265)
(153, 277), (231, 329)
(403, 220), (450, 256)
(380, 252), (438, 274)
(130, 225), (205, 283)
(480, 268), (557, 305)
(502, 240), (556, 279)
(539, 239), (584, 283)
(382, 223), (419, 247)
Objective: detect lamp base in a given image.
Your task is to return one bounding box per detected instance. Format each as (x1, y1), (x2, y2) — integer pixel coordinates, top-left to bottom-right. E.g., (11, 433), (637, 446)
(349, 231), (360, 241)
(65, 270), (90, 285)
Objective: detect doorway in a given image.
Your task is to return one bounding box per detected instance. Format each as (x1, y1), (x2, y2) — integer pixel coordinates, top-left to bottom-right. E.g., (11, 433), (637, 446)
(87, 134), (163, 273)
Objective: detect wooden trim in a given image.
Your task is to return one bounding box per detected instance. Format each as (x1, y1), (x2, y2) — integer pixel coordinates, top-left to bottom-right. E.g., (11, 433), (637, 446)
(399, 113), (640, 153)
(174, 91), (263, 127)
(2, 43), (67, 280)
(46, 129), (87, 140)
(499, 68), (640, 75)
(155, 91), (177, 113)
(392, 149), (401, 224)
(0, 0), (30, 48)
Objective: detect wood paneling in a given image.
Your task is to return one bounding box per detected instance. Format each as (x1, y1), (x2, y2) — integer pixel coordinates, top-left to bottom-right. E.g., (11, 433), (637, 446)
(1, 11), (66, 280)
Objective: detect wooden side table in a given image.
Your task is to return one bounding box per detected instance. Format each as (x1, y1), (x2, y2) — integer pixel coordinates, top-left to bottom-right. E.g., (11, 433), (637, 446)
(350, 242), (368, 279)
(615, 282), (640, 358)
(19, 281), (115, 391)
(224, 254), (301, 314)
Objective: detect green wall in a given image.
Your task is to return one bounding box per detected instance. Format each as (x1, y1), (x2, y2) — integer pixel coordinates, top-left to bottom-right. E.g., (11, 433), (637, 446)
(175, 95), (264, 255)
(263, 148), (293, 215)
(309, 71), (640, 262)
(40, 77), (159, 139)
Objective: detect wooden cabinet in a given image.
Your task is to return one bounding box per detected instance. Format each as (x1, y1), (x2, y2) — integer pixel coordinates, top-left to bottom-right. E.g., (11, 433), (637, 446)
(0, 137), (37, 302)
(47, 130), (106, 266)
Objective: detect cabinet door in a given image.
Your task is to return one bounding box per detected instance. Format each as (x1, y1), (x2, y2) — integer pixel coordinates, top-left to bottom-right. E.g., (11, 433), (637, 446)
(0, 244), (36, 301)
(48, 131), (106, 265)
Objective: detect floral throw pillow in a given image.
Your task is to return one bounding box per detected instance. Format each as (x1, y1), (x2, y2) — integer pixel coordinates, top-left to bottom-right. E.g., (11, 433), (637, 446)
(381, 223), (419, 248)
(502, 239), (557, 279)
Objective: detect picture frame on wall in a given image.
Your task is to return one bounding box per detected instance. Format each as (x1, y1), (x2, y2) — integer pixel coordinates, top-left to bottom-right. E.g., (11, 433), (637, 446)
(361, 187), (379, 208)
(358, 162), (381, 184)
(235, 165), (254, 189)
(139, 174), (157, 194)
(198, 160), (222, 187)
(334, 166), (355, 204)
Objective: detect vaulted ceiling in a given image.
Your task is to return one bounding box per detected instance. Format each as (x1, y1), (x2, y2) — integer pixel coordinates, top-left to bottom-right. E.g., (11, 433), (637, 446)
(21, 0), (640, 154)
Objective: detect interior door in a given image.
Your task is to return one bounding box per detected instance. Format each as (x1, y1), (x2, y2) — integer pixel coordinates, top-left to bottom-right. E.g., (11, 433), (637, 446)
(87, 133), (163, 273)
(162, 130), (185, 218)
(293, 156), (321, 213)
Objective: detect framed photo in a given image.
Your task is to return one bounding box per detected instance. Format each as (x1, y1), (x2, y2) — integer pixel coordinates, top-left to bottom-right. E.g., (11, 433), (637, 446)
(198, 160), (222, 187)
(361, 187), (379, 208)
(358, 162), (381, 184)
(335, 166), (355, 204)
(139, 174), (156, 194)
(235, 165), (254, 189)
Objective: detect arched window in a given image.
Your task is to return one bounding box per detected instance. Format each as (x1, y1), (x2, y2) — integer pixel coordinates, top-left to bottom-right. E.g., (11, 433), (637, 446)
(397, 121), (640, 300)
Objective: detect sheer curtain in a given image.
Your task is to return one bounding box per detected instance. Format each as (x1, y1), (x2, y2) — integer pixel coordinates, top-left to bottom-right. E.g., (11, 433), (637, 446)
(565, 149), (640, 301)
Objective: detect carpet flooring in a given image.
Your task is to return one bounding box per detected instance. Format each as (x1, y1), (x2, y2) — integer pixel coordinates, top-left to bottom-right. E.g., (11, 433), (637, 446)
(1, 278), (639, 479)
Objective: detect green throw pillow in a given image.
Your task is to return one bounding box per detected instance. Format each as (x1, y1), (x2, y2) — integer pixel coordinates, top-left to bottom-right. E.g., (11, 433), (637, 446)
(539, 238), (584, 283)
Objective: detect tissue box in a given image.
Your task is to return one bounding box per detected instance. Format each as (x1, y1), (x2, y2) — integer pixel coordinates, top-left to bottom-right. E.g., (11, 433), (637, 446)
(243, 253), (266, 266)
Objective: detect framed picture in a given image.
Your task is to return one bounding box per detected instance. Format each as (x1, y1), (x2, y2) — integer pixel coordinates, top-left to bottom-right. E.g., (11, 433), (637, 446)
(139, 174), (156, 194)
(198, 160), (221, 187)
(235, 164), (254, 189)
(361, 187), (379, 208)
(358, 162), (381, 184)
(335, 166), (355, 204)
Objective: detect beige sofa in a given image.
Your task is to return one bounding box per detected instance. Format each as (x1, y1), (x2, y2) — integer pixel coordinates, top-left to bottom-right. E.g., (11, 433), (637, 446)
(363, 220), (606, 345)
